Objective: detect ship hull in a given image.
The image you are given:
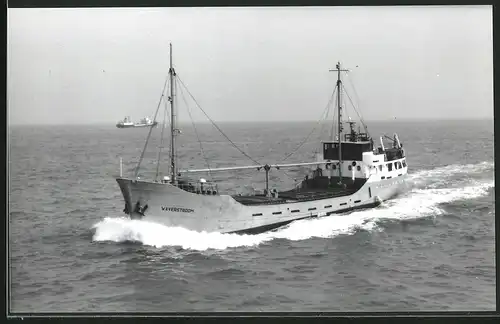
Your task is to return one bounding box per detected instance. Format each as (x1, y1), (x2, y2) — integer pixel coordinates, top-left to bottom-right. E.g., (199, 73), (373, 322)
(116, 122), (158, 128)
(116, 174), (408, 234)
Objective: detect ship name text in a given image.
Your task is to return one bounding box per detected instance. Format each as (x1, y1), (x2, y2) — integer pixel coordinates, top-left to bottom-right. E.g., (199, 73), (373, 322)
(161, 206), (195, 213)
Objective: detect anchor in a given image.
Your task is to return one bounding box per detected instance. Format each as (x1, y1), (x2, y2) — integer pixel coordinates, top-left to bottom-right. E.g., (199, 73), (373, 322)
(134, 201), (149, 216)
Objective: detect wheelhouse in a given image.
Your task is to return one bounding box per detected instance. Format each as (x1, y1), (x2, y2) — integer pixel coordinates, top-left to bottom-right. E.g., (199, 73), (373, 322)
(323, 141), (374, 161)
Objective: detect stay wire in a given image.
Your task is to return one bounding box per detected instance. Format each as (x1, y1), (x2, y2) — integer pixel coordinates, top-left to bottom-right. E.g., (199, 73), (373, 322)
(344, 72), (369, 135)
(318, 87), (335, 142)
(176, 73), (298, 186)
(342, 83), (369, 137)
(177, 80), (214, 181)
(330, 84), (337, 141)
(155, 77), (170, 181)
(135, 75), (169, 178)
(176, 73), (262, 166)
(279, 86), (337, 164)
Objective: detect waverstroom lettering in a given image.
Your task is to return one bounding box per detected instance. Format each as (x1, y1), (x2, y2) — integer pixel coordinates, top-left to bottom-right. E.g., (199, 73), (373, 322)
(161, 206), (195, 213)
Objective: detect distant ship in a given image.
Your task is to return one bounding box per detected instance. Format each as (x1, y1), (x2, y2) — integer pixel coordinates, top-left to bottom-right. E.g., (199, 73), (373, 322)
(115, 44), (408, 235)
(116, 116), (158, 128)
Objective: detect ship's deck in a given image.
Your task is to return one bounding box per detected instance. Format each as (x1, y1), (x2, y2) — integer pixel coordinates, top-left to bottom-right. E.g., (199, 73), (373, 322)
(232, 187), (359, 206)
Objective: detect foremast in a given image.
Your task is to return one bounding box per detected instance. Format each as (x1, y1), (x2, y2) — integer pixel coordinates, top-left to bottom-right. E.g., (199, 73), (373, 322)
(169, 43), (178, 185)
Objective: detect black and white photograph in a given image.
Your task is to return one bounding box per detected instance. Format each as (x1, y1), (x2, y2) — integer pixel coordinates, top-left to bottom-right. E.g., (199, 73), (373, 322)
(8, 5), (494, 313)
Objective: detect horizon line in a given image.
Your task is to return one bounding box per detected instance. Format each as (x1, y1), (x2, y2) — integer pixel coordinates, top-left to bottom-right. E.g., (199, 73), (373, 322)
(8, 117), (494, 126)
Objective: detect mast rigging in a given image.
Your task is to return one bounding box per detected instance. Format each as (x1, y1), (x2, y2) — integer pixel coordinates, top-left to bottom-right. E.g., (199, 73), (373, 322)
(155, 81), (170, 181)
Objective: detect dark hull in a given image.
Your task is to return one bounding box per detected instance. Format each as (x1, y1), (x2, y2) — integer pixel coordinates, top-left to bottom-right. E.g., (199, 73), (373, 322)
(116, 122), (158, 128)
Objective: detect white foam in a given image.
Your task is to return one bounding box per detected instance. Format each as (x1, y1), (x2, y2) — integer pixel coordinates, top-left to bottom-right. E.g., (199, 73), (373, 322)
(92, 162), (494, 251)
(408, 161), (494, 187)
(92, 217), (268, 250)
(377, 180), (494, 221)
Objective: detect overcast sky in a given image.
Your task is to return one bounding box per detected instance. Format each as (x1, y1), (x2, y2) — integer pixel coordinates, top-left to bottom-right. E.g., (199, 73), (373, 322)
(8, 6), (493, 125)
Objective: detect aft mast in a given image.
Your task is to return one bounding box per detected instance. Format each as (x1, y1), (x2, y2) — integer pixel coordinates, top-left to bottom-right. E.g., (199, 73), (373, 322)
(329, 62), (348, 185)
(169, 43), (177, 185)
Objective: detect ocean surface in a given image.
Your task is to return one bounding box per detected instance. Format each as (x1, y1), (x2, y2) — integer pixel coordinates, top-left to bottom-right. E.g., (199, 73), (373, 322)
(9, 119), (495, 312)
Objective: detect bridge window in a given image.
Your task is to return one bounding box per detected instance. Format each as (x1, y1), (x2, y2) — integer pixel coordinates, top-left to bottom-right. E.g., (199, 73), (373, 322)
(348, 165), (352, 171)
(323, 142), (373, 160)
(402, 160), (407, 167)
(387, 163), (393, 171)
(357, 166), (361, 171)
(378, 165), (383, 171)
